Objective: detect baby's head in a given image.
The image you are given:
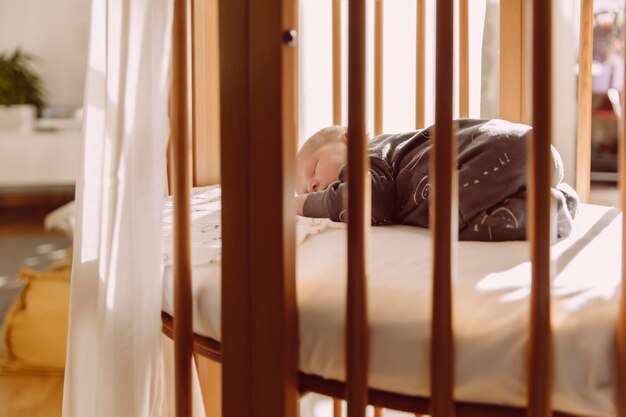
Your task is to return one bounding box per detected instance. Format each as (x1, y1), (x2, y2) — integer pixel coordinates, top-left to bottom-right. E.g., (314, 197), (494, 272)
(296, 126), (348, 195)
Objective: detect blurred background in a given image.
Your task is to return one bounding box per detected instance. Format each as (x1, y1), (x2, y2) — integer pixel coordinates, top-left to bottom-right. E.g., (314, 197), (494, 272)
(0, 1), (88, 415)
(588, 0), (624, 182)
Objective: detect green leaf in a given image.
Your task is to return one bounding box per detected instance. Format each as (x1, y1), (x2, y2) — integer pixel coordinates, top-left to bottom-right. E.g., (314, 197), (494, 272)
(0, 48), (46, 110)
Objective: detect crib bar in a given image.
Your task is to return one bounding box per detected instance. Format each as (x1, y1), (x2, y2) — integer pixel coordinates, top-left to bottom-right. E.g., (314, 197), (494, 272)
(374, 406), (383, 417)
(191, 0), (221, 186)
(347, 0), (369, 414)
(333, 0), (342, 125)
(219, 2), (252, 414)
(171, 0), (193, 416)
(374, 0), (383, 135)
(415, 0), (425, 128)
(191, 0), (197, 186)
(219, 0), (299, 416)
(527, 1), (553, 417)
(334, 398), (343, 417)
(575, 0), (593, 204)
(499, 0), (526, 123)
(430, 0), (455, 416)
(618, 18), (626, 417)
(459, 0), (469, 118)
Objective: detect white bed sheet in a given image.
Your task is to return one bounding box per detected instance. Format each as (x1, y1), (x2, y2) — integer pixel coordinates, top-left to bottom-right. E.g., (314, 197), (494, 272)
(162, 187), (622, 417)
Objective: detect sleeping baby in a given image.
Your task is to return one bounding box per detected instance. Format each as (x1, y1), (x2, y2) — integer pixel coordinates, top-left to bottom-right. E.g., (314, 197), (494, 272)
(295, 119), (579, 241)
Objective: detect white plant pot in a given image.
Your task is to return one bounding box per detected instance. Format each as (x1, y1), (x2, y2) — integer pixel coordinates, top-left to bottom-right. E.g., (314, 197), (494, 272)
(0, 104), (36, 135)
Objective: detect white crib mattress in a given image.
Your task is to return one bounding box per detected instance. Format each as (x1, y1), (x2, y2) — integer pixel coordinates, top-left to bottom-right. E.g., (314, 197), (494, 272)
(162, 189), (622, 417)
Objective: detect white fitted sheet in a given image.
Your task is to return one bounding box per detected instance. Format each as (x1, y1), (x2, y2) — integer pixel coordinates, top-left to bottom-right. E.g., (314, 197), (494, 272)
(162, 187), (622, 417)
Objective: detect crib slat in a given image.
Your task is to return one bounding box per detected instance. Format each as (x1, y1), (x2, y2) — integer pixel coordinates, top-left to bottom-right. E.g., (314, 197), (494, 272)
(347, 0), (369, 414)
(333, 398), (343, 417)
(192, 0), (221, 186)
(191, 0), (197, 185)
(219, 3), (252, 415)
(333, 0), (342, 125)
(528, 1), (553, 417)
(499, 0), (526, 123)
(219, 2), (250, 416)
(171, 0), (193, 416)
(618, 13), (626, 417)
(430, 0), (455, 417)
(219, 0), (298, 416)
(459, 0), (469, 118)
(575, 0), (593, 204)
(374, 0), (384, 135)
(415, 0), (425, 128)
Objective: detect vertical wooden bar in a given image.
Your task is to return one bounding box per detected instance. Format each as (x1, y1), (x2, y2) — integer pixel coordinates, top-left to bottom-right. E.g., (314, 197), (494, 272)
(500, 0), (525, 122)
(415, 0), (426, 128)
(374, 406), (383, 417)
(459, 0), (469, 118)
(374, 0), (384, 135)
(251, 0), (299, 408)
(194, 354), (222, 417)
(347, 0), (369, 415)
(333, 0), (343, 125)
(219, 0), (251, 414)
(171, 0), (193, 416)
(191, 0), (197, 185)
(527, 1), (552, 417)
(192, 0), (221, 186)
(430, 0), (455, 417)
(575, 0), (593, 204)
(220, 0), (298, 416)
(333, 398), (343, 417)
(617, 16), (626, 417)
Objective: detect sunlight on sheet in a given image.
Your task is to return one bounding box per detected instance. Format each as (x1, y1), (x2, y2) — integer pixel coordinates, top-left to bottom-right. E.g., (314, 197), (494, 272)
(476, 255), (620, 311)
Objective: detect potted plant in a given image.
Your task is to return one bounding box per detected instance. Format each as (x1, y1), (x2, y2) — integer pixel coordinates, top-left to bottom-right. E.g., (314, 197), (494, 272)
(0, 49), (45, 135)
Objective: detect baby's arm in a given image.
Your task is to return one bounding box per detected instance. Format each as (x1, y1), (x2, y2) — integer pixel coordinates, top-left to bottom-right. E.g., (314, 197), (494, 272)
(296, 193), (308, 215)
(301, 180), (345, 221)
(300, 161), (395, 224)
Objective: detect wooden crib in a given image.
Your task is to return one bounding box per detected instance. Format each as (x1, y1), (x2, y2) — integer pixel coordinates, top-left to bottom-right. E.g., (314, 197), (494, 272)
(162, 0), (626, 417)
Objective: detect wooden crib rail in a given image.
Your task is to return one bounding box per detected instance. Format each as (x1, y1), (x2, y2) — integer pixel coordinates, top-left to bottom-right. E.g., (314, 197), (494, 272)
(430, 1), (455, 416)
(575, 0), (593, 204)
(333, 0), (342, 125)
(346, 0), (369, 416)
(415, 0), (426, 128)
(528, 1), (553, 416)
(459, 0), (469, 118)
(619, 9), (626, 416)
(374, 0), (383, 135)
(499, 0), (527, 123)
(171, 0), (193, 416)
(218, 1), (299, 417)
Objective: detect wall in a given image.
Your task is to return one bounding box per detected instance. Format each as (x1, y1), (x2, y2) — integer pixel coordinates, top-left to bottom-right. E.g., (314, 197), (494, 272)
(0, 0), (90, 111)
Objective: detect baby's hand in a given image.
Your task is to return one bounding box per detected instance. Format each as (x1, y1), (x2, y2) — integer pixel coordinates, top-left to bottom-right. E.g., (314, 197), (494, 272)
(296, 193), (309, 216)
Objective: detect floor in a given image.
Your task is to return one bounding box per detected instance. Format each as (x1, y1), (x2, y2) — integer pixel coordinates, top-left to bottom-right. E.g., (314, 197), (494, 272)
(0, 195), (72, 417)
(0, 373), (64, 417)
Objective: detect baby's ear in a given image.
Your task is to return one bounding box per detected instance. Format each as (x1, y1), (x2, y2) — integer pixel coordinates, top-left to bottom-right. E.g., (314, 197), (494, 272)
(341, 131), (348, 143)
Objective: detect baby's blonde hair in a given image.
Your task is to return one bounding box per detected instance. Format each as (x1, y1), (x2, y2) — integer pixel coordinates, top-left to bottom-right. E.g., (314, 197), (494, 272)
(299, 125), (347, 156)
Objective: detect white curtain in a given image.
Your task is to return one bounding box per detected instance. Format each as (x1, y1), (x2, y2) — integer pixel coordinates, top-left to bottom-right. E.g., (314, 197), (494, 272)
(63, 0), (173, 416)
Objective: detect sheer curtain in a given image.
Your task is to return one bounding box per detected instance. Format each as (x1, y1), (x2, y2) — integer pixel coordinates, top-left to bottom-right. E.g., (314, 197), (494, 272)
(63, 0), (173, 416)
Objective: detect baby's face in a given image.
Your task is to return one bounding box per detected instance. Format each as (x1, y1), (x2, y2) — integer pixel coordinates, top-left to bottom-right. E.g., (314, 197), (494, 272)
(296, 141), (347, 195)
